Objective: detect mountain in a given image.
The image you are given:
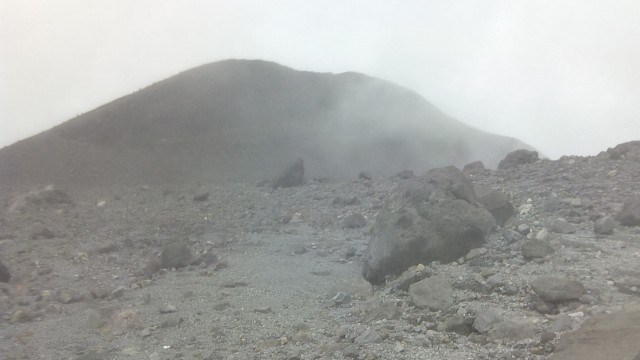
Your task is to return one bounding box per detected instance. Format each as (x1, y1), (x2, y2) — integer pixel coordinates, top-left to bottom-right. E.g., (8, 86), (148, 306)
(0, 59), (531, 188)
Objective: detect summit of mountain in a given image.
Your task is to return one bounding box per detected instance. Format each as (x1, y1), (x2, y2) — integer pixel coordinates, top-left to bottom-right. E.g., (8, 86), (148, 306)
(0, 59), (531, 188)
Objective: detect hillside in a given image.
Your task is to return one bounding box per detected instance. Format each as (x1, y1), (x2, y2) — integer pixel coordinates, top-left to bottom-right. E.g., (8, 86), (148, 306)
(0, 60), (530, 188)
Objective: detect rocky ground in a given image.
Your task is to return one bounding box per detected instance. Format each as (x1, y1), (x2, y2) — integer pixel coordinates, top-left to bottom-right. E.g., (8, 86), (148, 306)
(1, 143), (640, 360)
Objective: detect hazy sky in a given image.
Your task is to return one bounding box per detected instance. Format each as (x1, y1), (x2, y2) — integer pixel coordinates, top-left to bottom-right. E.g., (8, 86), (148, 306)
(2, 1), (639, 158)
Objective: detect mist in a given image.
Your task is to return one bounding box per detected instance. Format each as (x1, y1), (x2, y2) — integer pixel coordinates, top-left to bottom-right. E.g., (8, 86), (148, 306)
(2, 0), (640, 158)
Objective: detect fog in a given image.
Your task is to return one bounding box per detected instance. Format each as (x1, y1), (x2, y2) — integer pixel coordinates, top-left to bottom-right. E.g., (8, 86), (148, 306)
(2, 0), (640, 158)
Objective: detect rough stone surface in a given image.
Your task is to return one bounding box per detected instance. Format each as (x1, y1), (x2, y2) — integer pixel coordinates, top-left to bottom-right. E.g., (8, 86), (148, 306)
(594, 215), (616, 235)
(521, 240), (554, 259)
(550, 304), (640, 360)
(341, 213), (367, 229)
(462, 160), (485, 175)
(161, 242), (194, 269)
(272, 158), (304, 188)
(497, 149), (539, 169)
(473, 309), (501, 333)
(549, 218), (577, 234)
(476, 187), (515, 226)
(363, 196), (494, 283)
(408, 275), (453, 311)
(617, 196), (640, 226)
(531, 277), (585, 302)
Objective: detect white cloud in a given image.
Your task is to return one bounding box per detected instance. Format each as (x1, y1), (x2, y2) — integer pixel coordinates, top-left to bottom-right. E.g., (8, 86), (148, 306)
(1, 0), (639, 156)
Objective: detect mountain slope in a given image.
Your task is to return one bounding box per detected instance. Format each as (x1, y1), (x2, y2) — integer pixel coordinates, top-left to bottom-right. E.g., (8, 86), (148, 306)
(0, 59), (531, 188)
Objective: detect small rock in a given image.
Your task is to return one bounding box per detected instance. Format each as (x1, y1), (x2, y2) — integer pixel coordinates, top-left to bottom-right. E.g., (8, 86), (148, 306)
(516, 224), (531, 236)
(254, 306), (272, 314)
(159, 315), (183, 328)
(29, 223), (55, 240)
(551, 314), (573, 332)
(272, 158), (305, 188)
(159, 304), (177, 314)
(503, 229), (524, 243)
(437, 314), (473, 335)
(354, 328), (383, 344)
(10, 309), (32, 323)
(488, 320), (536, 341)
(409, 275), (453, 311)
(161, 242), (194, 269)
(531, 277), (585, 302)
(359, 171), (373, 180)
(193, 191), (210, 201)
(473, 309), (501, 333)
(594, 215), (616, 235)
(395, 169), (414, 179)
(549, 218), (576, 234)
(342, 213), (367, 229)
(521, 240), (554, 259)
(332, 292), (352, 306)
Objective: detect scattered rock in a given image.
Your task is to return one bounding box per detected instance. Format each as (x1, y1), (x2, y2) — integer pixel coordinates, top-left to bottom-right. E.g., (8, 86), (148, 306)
(193, 191), (210, 201)
(531, 277), (585, 302)
(29, 223), (55, 239)
(272, 158), (305, 188)
(161, 242), (194, 269)
(409, 275), (454, 311)
(549, 218), (577, 234)
(604, 140), (640, 161)
(395, 169), (414, 179)
(476, 187), (515, 226)
(521, 240), (554, 260)
(437, 314), (473, 335)
(487, 320), (536, 341)
(473, 309), (501, 333)
(354, 328), (383, 344)
(462, 160), (485, 175)
(594, 215), (616, 235)
(159, 304), (177, 314)
(342, 213), (367, 228)
(498, 149), (539, 169)
(329, 277), (373, 299)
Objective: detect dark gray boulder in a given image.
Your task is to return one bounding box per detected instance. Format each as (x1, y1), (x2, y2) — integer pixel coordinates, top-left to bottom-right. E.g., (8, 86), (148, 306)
(363, 169), (495, 284)
(617, 196), (640, 226)
(497, 149), (538, 169)
(462, 160), (485, 175)
(424, 166), (477, 203)
(476, 187), (515, 226)
(604, 140), (640, 161)
(272, 158), (304, 189)
(0, 259), (10, 283)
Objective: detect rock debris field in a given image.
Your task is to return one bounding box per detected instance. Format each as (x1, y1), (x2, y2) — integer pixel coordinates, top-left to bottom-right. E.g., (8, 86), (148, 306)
(1, 141), (640, 360)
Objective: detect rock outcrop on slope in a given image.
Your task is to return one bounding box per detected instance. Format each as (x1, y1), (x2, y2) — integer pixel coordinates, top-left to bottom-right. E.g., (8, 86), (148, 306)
(0, 60), (531, 189)
(362, 166), (495, 284)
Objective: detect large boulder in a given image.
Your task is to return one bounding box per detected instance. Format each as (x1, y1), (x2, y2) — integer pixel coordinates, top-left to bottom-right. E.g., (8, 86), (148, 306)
(497, 149), (538, 169)
(550, 303), (640, 360)
(476, 187), (515, 226)
(603, 140), (640, 161)
(363, 168), (495, 284)
(617, 196), (640, 226)
(424, 166), (477, 203)
(272, 158), (304, 189)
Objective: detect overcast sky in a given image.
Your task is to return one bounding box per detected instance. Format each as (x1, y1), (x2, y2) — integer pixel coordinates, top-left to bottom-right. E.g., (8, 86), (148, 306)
(1, 0), (639, 158)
